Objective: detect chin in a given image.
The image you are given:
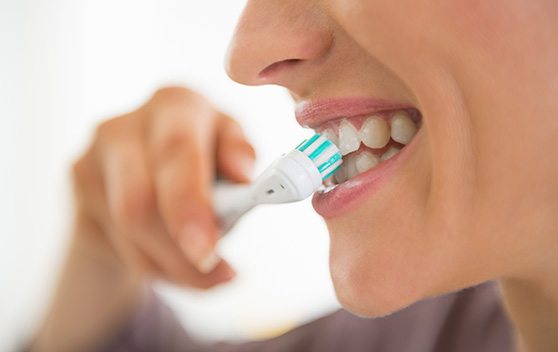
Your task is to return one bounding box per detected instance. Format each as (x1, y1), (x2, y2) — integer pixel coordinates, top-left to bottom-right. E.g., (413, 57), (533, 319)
(329, 254), (423, 318)
(326, 220), (434, 318)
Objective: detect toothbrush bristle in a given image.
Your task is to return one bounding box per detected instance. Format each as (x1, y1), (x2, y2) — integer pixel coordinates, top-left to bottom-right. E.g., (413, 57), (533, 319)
(296, 133), (343, 180)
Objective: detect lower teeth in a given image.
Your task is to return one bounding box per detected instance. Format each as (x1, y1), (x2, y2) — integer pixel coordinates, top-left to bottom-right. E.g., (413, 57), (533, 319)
(324, 143), (403, 187)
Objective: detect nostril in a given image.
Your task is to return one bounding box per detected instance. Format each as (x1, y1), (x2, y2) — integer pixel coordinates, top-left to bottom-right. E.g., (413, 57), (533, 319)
(258, 59), (302, 79)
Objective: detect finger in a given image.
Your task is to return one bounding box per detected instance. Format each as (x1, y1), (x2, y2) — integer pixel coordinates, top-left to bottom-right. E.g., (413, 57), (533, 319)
(74, 143), (160, 276)
(147, 94), (221, 273)
(215, 113), (256, 183)
(96, 120), (217, 284)
(93, 118), (177, 275)
(124, 215), (235, 288)
(176, 258), (237, 290)
(132, 214), (237, 288)
(157, 244), (237, 289)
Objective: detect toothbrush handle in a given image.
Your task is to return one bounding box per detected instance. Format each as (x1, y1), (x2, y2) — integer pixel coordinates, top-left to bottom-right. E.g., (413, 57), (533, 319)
(213, 182), (255, 234)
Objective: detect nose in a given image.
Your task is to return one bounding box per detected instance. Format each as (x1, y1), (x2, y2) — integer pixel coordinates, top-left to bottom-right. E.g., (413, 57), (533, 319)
(225, 0), (333, 90)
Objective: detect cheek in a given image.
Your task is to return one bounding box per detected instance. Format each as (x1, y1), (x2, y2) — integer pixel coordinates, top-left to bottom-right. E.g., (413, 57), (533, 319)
(323, 134), (498, 316)
(324, 0), (558, 316)
(326, 0), (440, 68)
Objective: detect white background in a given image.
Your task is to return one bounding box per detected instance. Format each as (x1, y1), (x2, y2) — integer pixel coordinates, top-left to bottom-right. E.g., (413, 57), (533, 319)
(0, 1), (339, 351)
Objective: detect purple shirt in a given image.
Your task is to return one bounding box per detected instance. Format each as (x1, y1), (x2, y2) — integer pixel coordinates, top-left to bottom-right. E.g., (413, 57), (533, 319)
(102, 281), (514, 351)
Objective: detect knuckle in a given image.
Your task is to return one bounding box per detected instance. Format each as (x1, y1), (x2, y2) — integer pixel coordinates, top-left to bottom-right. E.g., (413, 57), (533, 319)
(95, 119), (116, 139)
(93, 117), (127, 144)
(151, 86), (201, 106)
(70, 153), (96, 193)
(71, 157), (88, 183)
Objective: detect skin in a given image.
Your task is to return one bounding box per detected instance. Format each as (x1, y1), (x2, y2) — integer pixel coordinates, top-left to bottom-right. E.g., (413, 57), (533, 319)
(32, 1), (558, 351)
(229, 0), (558, 349)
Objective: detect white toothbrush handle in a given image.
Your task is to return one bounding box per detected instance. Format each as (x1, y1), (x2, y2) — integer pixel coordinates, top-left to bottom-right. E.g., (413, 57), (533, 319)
(213, 182), (256, 234)
(212, 150), (325, 234)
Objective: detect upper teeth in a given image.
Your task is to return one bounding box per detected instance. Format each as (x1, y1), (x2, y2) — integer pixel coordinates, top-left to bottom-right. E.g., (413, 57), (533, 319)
(390, 112), (417, 145)
(326, 111), (418, 156)
(321, 128), (339, 147)
(318, 110), (419, 185)
(359, 116), (390, 149)
(338, 119), (360, 155)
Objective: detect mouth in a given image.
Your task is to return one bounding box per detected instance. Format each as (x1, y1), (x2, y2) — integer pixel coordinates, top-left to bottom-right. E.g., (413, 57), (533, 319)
(295, 98), (422, 217)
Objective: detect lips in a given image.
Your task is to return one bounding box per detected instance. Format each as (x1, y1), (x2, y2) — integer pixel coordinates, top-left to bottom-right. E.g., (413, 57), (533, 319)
(295, 97), (414, 129)
(294, 97), (421, 218)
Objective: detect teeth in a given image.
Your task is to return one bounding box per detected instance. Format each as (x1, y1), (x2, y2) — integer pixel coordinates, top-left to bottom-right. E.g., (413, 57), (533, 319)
(390, 112), (417, 145)
(338, 119), (361, 155)
(355, 151), (380, 173)
(381, 146), (401, 161)
(343, 155), (360, 179)
(314, 110), (421, 185)
(321, 128), (339, 147)
(359, 116), (390, 149)
(323, 177), (335, 187)
(330, 151), (380, 185)
(334, 165), (347, 184)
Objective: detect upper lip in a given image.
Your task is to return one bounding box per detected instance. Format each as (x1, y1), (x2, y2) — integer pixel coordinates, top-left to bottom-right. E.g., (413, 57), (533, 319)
(295, 97), (414, 129)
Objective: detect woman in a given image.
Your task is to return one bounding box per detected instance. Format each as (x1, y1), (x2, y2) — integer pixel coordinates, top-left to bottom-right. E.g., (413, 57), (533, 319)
(30, 0), (558, 351)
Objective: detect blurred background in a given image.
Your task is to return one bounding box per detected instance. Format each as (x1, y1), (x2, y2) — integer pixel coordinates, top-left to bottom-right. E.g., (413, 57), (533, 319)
(0, 0), (339, 351)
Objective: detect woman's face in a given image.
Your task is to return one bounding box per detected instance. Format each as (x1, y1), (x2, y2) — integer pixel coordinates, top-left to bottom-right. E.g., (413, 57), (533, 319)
(226, 0), (558, 316)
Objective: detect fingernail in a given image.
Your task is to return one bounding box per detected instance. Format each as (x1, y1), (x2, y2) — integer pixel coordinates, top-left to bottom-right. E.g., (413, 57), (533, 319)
(198, 251), (221, 274)
(236, 153), (255, 180)
(223, 265), (237, 280)
(179, 222), (212, 266)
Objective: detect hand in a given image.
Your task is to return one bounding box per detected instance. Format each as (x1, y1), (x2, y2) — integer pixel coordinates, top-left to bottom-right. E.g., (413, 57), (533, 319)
(71, 87), (256, 289)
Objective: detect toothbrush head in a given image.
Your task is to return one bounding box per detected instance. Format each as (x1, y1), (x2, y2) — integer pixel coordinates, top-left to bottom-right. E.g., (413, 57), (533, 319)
(252, 133), (343, 204)
(295, 133), (343, 181)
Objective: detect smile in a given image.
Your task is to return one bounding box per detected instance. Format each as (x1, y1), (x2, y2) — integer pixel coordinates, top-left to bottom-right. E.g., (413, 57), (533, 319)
(295, 98), (422, 217)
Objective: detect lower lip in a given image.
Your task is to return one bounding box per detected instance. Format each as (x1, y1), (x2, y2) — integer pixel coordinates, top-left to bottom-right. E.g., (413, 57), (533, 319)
(312, 132), (420, 218)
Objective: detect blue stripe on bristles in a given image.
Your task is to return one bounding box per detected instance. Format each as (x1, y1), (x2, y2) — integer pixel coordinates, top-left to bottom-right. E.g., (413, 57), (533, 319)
(308, 140), (332, 160)
(296, 133), (343, 180)
(323, 164), (341, 180)
(318, 153), (342, 174)
(295, 139), (307, 150)
(297, 134), (320, 152)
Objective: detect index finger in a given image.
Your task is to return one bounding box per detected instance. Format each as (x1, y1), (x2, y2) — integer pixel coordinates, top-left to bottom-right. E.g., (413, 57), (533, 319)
(146, 89), (221, 273)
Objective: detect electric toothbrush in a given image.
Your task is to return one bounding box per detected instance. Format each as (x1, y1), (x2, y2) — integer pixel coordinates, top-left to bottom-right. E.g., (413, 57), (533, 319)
(213, 133), (342, 233)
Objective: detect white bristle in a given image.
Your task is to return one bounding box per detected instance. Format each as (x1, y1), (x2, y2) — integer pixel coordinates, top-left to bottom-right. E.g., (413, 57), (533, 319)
(295, 133), (343, 180)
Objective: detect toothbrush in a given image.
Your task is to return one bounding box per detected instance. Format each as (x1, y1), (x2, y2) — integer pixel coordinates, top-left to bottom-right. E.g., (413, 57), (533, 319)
(213, 133), (343, 233)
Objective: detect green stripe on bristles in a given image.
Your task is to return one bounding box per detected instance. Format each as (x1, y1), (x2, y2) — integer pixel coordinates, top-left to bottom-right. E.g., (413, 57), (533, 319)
(323, 165), (341, 180)
(318, 153), (342, 173)
(297, 134), (320, 152)
(295, 139), (307, 150)
(308, 140), (332, 160)
(296, 133), (342, 180)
